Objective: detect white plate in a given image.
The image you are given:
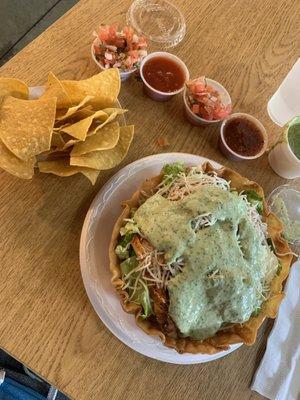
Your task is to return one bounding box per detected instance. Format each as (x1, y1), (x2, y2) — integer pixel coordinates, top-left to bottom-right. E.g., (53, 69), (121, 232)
(80, 153), (242, 364)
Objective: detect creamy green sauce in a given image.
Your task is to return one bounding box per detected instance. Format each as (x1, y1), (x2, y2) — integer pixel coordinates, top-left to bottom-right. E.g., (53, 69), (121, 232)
(134, 186), (275, 340)
(287, 117), (300, 159)
(272, 195), (300, 242)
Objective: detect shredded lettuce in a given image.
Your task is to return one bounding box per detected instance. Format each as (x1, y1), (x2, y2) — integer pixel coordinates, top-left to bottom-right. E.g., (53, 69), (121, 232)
(120, 221), (140, 236)
(267, 237), (276, 253)
(115, 245), (129, 260)
(276, 260), (282, 276)
(243, 189), (263, 215)
(135, 280), (153, 318)
(162, 162), (185, 184)
(116, 220), (140, 260)
(251, 307), (261, 317)
(120, 256), (153, 318)
(115, 232), (133, 260)
(120, 256), (139, 274)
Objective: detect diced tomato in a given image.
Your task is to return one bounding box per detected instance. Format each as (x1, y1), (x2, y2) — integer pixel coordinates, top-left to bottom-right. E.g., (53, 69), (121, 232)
(138, 36), (148, 48)
(128, 50), (139, 62)
(192, 104), (200, 114)
(123, 26), (134, 42)
(98, 26), (110, 42)
(186, 76), (231, 121)
(95, 24), (148, 71)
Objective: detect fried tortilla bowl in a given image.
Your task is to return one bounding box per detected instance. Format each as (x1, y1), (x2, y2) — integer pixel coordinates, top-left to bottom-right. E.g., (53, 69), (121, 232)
(109, 162), (293, 354)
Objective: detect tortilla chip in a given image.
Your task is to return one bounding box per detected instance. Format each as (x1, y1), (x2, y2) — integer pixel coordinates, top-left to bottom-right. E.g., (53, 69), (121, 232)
(58, 109), (109, 140)
(64, 106), (95, 121)
(55, 96), (94, 121)
(61, 69), (120, 108)
(81, 168), (100, 185)
(87, 109), (125, 136)
(59, 116), (93, 140)
(41, 72), (72, 109)
(53, 123), (71, 132)
(109, 163), (293, 354)
(51, 132), (65, 148)
(50, 132), (80, 150)
(0, 96), (56, 160)
(102, 108), (127, 116)
(0, 77), (29, 103)
(70, 125), (134, 170)
(63, 139), (80, 150)
(71, 122), (120, 156)
(93, 109), (126, 134)
(0, 139), (35, 179)
(43, 150), (70, 161)
(38, 159), (99, 184)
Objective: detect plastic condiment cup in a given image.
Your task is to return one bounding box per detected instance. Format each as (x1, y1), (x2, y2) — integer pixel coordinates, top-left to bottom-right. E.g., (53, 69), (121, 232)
(268, 120), (300, 179)
(219, 113), (268, 161)
(267, 58), (300, 127)
(183, 79), (231, 126)
(268, 183), (300, 245)
(140, 51), (189, 101)
(91, 39), (137, 82)
(268, 144), (300, 179)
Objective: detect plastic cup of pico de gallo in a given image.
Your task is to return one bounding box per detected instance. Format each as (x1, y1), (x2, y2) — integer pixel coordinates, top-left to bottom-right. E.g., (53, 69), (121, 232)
(91, 40), (135, 81)
(219, 113), (268, 161)
(140, 51), (189, 101)
(91, 25), (148, 82)
(183, 78), (232, 126)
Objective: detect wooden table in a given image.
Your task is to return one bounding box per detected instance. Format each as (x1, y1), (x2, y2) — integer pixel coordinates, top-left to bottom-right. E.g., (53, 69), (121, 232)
(0, 0), (299, 399)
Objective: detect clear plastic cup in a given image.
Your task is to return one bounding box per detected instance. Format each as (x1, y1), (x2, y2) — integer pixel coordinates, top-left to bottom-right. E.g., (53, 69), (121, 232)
(91, 40), (137, 82)
(268, 116), (300, 179)
(126, 0), (186, 49)
(268, 183), (300, 245)
(267, 58), (300, 127)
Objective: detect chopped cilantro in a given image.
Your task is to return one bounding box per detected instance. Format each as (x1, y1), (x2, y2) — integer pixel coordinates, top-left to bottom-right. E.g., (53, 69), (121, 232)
(162, 162), (185, 184)
(251, 307), (261, 317)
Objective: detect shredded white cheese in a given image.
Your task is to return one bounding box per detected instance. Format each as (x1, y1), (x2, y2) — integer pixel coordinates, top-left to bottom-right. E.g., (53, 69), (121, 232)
(122, 166), (279, 299)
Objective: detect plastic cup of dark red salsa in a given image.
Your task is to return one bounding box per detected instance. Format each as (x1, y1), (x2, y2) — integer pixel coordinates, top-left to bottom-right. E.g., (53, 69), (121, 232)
(219, 113), (268, 161)
(140, 51), (189, 101)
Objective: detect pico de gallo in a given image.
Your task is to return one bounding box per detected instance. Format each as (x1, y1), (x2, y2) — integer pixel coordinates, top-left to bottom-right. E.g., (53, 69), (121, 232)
(186, 76), (232, 121)
(93, 25), (148, 71)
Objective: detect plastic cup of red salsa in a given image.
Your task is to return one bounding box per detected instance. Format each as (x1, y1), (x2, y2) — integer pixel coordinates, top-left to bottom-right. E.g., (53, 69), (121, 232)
(140, 52), (189, 101)
(219, 113), (268, 161)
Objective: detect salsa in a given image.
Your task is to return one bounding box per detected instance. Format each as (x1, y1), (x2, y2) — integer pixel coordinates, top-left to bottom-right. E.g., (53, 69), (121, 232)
(223, 117), (265, 157)
(93, 25), (147, 71)
(142, 56), (186, 93)
(186, 77), (231, 121)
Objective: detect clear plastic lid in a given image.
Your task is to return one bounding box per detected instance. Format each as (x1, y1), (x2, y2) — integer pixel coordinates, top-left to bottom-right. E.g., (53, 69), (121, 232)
(268, 183), (300, 245)
(126, 0), (186, 48)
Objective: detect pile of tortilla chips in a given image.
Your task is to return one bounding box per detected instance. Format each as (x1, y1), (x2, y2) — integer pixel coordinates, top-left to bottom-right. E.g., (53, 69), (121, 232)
(0, 69), (134, 184)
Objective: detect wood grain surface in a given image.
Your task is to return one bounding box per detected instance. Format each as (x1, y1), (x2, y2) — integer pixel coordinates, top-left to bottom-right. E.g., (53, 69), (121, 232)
(0, 0), (299, 399)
